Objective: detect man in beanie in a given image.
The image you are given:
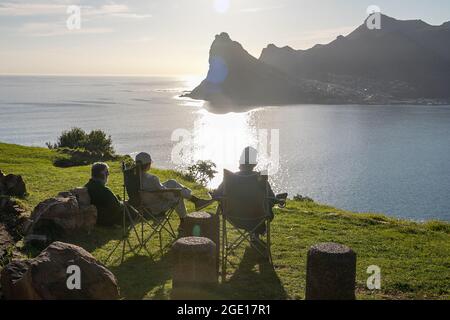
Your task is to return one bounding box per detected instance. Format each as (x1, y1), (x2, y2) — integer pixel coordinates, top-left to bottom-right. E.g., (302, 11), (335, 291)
(135, 152), (213, 221)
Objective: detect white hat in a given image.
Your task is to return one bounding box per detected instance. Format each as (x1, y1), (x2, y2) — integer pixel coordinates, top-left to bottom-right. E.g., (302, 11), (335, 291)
(135, 152), (152, 165)
(239, 146), (257, 166)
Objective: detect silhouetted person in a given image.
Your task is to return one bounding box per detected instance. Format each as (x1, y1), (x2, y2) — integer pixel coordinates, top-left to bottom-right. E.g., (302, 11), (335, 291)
(135, 152), (213, 222)
(212, 147), (286, 235)
(85, 162), (122, 227)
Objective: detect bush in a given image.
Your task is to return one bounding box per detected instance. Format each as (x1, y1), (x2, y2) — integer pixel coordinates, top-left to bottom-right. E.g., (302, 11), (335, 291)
(47, 128), (118, 167)
(182, 160), (217, 186)
(47, 127), (115, 155)
(293, 194), (314, 202)
(84, 130), (114, 154)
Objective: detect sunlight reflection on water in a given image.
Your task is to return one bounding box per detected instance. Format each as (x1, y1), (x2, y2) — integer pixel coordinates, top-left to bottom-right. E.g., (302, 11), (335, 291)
(176, 109), (257, 188)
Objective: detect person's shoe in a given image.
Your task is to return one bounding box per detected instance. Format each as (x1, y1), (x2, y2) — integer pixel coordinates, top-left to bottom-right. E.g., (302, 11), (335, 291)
(192, 198), (215, 211)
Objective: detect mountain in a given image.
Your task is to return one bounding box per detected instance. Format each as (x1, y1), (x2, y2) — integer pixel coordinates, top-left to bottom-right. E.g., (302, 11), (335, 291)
(187, 15), (450, 106)
(260, 14), (450, 99)
(187, 33), (368, 106)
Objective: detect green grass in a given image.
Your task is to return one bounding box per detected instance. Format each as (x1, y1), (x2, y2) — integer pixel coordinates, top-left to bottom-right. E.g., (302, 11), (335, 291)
(1, 142), (449, 300)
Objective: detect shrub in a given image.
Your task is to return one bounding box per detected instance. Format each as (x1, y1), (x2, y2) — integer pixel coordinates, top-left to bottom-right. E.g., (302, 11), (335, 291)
(293, 194), (314, 202)
(84, 130), (114, 154)
(47, 127), (115, 156)
(182, 160), (217, 186)
(48, 128), (118, 167)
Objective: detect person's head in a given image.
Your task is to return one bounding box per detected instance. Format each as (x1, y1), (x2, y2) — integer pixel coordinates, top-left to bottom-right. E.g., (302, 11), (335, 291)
(91, 162), (110, 184)
(135, 152), (152, 172)
(239, 146), (257, 172)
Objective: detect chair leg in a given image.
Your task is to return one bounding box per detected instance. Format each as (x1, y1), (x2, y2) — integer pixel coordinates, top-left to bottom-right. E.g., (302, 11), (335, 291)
(159, 230), (163, 255)
(267, 221), (273, 265)
(221, 216), (227, 283)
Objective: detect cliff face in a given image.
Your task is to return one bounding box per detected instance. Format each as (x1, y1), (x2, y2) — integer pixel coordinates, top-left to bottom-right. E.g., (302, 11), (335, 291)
(188, 15), (450, 106)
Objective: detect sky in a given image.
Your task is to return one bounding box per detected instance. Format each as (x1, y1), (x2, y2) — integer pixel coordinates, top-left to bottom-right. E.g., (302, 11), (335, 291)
(1, 0), (449, 76)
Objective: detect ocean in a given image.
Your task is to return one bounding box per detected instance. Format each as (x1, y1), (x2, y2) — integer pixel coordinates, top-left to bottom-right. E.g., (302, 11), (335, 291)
(1, 75), (449, 221)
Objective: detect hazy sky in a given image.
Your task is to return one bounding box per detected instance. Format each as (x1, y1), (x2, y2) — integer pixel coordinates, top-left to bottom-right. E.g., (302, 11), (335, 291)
(1, 0), (449, 75)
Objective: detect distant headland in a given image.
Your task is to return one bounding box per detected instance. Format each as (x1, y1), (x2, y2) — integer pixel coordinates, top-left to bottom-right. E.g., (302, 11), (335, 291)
(184, 14), (450, 107)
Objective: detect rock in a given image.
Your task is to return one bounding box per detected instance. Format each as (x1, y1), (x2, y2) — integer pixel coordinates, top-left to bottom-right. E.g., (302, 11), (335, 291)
(26, 192), (97, 246)
(70, 187), (91, 208)
(171, 236), (217, 299)
(1, 241), (119, 300)
(0, 224), (14, 262)
(0, 197), (29, 241)
(305, 242), (357, 300)
(0, 173), (26, 197)
(180, 212), (220, 275)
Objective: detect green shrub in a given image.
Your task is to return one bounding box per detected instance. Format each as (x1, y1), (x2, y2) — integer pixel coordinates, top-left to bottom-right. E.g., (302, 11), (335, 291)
(47, 127), (115, 155)
(293, 194), (314, 202)
(182, 160), (217, 186)
(84, 130), (114, 154)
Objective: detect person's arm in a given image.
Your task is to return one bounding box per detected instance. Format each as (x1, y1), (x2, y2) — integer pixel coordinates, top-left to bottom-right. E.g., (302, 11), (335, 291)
(102, 186), (122, 214)
(266, 182), (278, 206)
(141, 173), (165, 191)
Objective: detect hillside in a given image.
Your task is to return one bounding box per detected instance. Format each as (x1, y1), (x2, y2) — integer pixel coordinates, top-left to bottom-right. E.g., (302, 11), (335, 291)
(1, 142), (449, 299)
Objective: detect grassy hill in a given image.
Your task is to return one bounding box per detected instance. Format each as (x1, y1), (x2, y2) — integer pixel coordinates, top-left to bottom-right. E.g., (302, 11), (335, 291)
(1, 142), (449, 300)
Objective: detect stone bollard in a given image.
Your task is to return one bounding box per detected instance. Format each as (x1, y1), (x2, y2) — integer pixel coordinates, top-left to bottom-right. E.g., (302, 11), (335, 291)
(305, 242), (356, 300)
(171, 237), (217, 299)
(181, 212), (220, 274)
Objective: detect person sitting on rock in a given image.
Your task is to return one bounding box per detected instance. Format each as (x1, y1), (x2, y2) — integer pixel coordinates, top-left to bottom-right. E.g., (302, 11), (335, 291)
(85, 162), (122, 227)
(135, 152), (213, 222)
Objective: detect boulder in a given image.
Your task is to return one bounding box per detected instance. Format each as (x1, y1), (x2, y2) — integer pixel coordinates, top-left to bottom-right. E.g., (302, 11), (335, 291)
(0, 223), (14, 262)
(0, 197), (29, 241)
(69, 187), (91, 208)
(1, 241), (119, 300)
(26, 190), (97, 246)
(0, 172), (26, 197)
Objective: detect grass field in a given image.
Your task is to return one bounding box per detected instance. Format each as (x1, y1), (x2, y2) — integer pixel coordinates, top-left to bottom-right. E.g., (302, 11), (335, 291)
(1, 142), (449, 300)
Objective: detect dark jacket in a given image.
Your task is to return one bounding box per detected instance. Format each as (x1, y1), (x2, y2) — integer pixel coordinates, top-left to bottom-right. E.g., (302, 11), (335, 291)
(85, 179), (122, 226)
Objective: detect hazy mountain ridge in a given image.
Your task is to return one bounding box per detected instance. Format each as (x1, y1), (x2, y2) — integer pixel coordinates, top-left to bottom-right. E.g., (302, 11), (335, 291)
(187, 15), (450, 106)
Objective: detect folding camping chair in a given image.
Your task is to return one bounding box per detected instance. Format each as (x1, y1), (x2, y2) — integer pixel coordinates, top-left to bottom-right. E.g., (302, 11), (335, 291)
(105, 162), (182, 263)
(217, 169), (277, 282)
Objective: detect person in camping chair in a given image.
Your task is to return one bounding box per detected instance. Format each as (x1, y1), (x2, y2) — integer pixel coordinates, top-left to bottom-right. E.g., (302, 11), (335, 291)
(135, 152), (213, 222)
(85, 162), (123, 227)
(212, 147), (286, 234)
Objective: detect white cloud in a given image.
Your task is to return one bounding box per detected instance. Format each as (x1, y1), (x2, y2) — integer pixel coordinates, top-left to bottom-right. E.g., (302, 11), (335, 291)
(0, 3), (66, 16)
(128, 36), (154, 43)
(239, 5), (285, 13)
(19, 22), (113, 37)
(0, 2), (152, 19)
